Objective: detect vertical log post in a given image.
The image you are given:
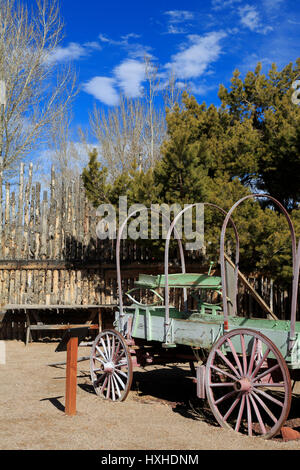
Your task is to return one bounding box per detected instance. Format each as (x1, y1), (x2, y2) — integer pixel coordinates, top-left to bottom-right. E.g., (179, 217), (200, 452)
(65, 336), (78, 416)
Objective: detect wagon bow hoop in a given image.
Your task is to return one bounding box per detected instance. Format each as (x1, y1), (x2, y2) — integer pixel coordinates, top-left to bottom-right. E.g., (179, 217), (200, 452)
(220, 193), (299, 351)
(164, 203), (240, 345)
(116, 207), (187, 334)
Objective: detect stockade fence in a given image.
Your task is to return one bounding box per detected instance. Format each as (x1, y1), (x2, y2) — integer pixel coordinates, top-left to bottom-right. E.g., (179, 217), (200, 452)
(0, 162), (297, 341)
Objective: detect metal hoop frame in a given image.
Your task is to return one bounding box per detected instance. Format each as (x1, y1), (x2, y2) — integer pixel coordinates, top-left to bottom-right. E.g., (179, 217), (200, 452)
(219, 194), (300, 350)
(116, 207), (187, 334)
(164, 203), (240, 344)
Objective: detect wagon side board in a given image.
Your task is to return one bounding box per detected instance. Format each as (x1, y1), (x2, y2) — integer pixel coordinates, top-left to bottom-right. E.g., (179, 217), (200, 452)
(115, 306), (300, 369)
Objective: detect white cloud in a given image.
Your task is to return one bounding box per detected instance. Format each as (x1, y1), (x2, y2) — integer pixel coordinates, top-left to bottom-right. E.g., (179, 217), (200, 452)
(211, 0), (242, 10)
(47, 41), (101, 64)
(190, 82), (217, 95)
(47, 42), (88, 64)
(83, 77), (119, 106)
(121, 33), (141, 41)
(262, 0), (284, 11)
(114, 59), (145, 98)
(83, 30), (226, 105)
(239, 5), (273, 34)
(83, 59), (146, 104)
(98, 32), (152, 59)
(164, 10), (194, 23)
(165, 32), (226, 80)
(99, 34), (110, 43)
(164, 10), (194, 35)
(239, 5), (260, 31)
(166, 24), (187, 35)
(83, 41), (102, 51)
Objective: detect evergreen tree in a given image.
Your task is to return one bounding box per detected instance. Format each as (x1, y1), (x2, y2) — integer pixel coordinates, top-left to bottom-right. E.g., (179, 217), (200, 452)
(81, 148), (111, 207)
(219, 59), (300, 209)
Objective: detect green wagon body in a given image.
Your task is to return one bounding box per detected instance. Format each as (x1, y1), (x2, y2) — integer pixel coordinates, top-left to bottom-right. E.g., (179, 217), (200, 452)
(115, 306), (300, 369)
(115, 270), (300, 369)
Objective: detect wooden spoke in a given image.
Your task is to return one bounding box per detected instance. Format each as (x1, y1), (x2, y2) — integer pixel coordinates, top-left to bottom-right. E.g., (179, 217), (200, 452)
(235, 394), (246, 433)
(253, 364), (280, 383)
(240, 334), (247, 375)
(225, 337), (244, 376)
(246, 395), (252, 436)
(253, 388), (284, 408)
(210, 364), (240, 382)
(247, 337), (258, 376)
(215, 349), (241, 378)
(214, 390), (238, 405)
(251, 391), (278, 424)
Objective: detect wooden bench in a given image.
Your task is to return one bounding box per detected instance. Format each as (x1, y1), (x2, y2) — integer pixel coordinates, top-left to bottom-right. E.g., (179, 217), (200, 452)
(1, 304), (118, 345)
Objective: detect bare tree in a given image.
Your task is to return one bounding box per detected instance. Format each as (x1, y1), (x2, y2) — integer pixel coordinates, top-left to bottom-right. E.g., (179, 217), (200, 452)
(86, 56), (189, 180)
(162, 70), (185, 111)
(143, 55), (161, 168)
(88, 57), (169, 180)
(0, 0), (77, 175)
(89, 95), (163, 178)
(43, 110), (87, 185)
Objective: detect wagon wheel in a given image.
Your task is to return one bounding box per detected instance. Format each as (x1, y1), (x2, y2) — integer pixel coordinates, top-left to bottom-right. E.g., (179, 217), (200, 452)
(90, 329), (133, 401)
(205, 328), (291, 439)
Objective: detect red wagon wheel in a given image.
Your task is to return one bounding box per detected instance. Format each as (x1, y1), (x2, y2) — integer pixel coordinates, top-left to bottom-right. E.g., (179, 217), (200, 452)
(205, 328), (291, 439)
(90, 329), (133, 401)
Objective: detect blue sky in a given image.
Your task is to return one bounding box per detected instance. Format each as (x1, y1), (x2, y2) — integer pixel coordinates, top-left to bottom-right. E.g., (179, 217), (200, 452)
(49, 0), (300, 138)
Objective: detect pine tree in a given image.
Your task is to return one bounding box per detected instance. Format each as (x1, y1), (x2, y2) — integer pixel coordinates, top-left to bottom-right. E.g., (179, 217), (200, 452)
(81, 148), (111, 207)
(218, 59), (300, 209)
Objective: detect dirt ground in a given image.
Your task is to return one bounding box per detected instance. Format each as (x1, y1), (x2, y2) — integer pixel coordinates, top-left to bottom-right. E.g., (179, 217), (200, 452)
(1, 340), (300, 451)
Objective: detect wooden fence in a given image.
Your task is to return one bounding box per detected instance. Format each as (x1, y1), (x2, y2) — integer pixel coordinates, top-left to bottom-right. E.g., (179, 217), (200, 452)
(0, 162), (297, 340)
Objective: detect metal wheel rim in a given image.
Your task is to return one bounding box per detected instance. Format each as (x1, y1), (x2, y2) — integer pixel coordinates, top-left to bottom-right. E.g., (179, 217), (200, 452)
(90, 329), (133, 401)
(205, 328), (291, 439)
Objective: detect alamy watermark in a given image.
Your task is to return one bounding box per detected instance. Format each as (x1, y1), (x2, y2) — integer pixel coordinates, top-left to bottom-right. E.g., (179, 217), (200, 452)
(95, 197), (204, 251)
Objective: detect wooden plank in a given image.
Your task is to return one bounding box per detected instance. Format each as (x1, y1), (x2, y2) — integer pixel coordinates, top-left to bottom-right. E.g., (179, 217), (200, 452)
(70, 270), (75, 305)
(4, 182), (10, 258)
(28, 324), (99, 330)
(45, 269), (51, 305)
(0, 260), (202, 270)
(23, 165), (33, 259)
(54, 198), (60, 259)
(3, 304), (117, 310)
(3, 269), (9, 305)
(49, 169), (56, 259)
(34, 182), (41, 259)
(0, 260), (109, 269)
(51, 269), (58, 304)
(29, 184), (35, 258)
(16, 163), (24, 259)
(20, 270), (26, 304)
(76, 269), (82, 305)
(10, 192), (16, 260)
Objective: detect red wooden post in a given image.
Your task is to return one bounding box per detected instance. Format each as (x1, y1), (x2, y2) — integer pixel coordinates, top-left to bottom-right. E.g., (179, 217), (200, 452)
(65, 336), (78, 416)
